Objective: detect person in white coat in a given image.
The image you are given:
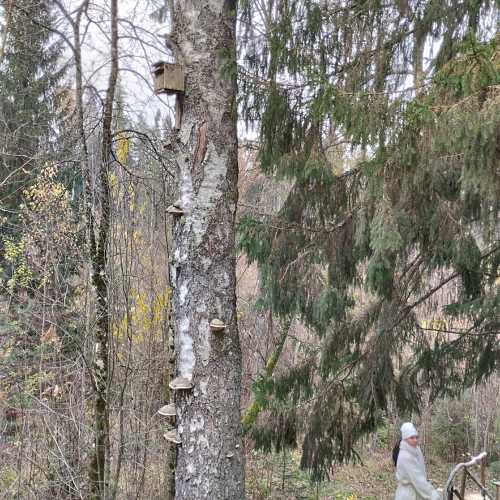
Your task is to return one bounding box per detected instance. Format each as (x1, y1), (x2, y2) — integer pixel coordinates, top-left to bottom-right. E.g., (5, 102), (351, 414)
(394, 422), (441, 500)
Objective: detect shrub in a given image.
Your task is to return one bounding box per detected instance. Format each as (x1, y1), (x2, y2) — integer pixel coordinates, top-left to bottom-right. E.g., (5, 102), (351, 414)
(489, 461), (500, 480)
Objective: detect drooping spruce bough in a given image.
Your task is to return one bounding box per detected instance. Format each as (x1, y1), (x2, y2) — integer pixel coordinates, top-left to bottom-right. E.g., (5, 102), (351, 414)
(238, 0), (499, 481)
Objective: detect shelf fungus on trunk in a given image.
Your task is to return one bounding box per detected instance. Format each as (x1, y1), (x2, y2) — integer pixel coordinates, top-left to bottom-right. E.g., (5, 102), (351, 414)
(169, 376), (194, 391)
(166, 203), (184, 216)
(165, 1), (244, 495)
(163, 429), (182, 445)
(209, 318), (226, 333)
(158, 403), (176, 417)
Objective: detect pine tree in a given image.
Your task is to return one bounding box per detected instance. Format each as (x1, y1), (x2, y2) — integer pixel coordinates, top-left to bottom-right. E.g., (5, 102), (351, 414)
(238, 0), (499, 481)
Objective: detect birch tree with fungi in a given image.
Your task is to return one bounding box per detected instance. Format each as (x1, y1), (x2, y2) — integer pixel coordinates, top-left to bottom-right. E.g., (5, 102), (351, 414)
(162, 1), (244, 498)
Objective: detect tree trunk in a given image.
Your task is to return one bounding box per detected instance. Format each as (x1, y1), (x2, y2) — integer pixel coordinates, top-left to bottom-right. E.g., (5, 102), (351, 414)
(167, 1), (244, 498)
(88, 0), (119, 497)
(413, 20), (426, 94)
(241, 317), (292, 434)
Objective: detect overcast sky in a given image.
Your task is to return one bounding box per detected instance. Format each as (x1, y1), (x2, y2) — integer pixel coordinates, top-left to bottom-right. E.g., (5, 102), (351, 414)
(52, 0), (174, 128)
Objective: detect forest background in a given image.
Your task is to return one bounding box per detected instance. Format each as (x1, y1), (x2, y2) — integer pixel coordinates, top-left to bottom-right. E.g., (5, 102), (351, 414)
(0, 0), (499, 499)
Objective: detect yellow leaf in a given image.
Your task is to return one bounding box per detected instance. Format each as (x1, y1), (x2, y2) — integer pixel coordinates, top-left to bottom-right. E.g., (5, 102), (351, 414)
(116, 133), (130, 164)
(41, 325), (57, 344)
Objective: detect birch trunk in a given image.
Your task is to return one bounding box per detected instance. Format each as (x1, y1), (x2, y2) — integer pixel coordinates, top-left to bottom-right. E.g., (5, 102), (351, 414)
(167, 1), (244, 498)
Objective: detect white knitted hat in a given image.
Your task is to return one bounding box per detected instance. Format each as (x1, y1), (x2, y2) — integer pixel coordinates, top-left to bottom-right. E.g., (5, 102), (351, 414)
(401, 422), (418, 440)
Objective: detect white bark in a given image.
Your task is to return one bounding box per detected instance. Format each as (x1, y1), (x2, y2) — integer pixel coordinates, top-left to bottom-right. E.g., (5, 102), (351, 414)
(167, 1), (244, 498)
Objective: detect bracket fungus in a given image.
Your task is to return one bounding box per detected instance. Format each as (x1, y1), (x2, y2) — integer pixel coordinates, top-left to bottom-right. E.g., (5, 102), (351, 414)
(163, 430), (182, 445)
(169, 376), (194, 391)
(209, 318), (226, 333)
(166, 203), (184, 216)
(158, 403), (176, 417)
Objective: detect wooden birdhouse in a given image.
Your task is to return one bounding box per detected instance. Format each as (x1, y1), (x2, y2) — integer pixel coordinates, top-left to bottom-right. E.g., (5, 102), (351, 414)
(153, 61), (185, 95)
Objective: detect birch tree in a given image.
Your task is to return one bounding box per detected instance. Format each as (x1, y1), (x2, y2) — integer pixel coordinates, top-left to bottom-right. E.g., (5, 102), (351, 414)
(163, 1), (244, 498)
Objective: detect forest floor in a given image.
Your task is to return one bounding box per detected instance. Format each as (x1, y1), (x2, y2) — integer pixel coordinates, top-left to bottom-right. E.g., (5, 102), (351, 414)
(246, 449), (495, 499)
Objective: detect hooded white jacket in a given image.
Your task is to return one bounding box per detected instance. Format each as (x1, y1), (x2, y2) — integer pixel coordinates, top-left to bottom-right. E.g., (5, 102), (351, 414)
(395, 441), (440, 500)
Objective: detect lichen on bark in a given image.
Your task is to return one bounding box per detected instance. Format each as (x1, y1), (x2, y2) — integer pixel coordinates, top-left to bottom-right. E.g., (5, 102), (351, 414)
(166, 1), (244, 498)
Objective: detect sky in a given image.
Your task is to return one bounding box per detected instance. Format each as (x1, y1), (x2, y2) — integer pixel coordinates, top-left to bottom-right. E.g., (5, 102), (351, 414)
(53, 0), (174, 129)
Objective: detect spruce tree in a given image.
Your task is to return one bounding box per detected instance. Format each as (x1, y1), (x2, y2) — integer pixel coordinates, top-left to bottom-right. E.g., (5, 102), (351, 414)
(0, 0), (64, 228)
(238, 0), (499, 481)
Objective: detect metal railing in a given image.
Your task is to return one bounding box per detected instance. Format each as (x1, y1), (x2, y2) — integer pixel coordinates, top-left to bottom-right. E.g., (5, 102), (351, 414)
(443, 452), (500, 500)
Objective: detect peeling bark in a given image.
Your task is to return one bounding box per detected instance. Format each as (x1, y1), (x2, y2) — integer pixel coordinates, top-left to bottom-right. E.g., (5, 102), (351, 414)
(167, 1), (244, 498)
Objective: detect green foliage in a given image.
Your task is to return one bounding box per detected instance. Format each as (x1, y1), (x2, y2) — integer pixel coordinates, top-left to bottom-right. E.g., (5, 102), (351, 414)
(366, 254), (394, 299)
(0, 0), (65, 225)
(238, 0), (499, 481)
(453, 236), (483, 298)
(374, 420), (391, 448)
(0, 467), (17, 494)
(369, 205), (404, 255)
(2, 237), (32, 291)
(490, 461), (500, 479)
(251, 406), (298, 454)
(430, 398), (473, 462)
